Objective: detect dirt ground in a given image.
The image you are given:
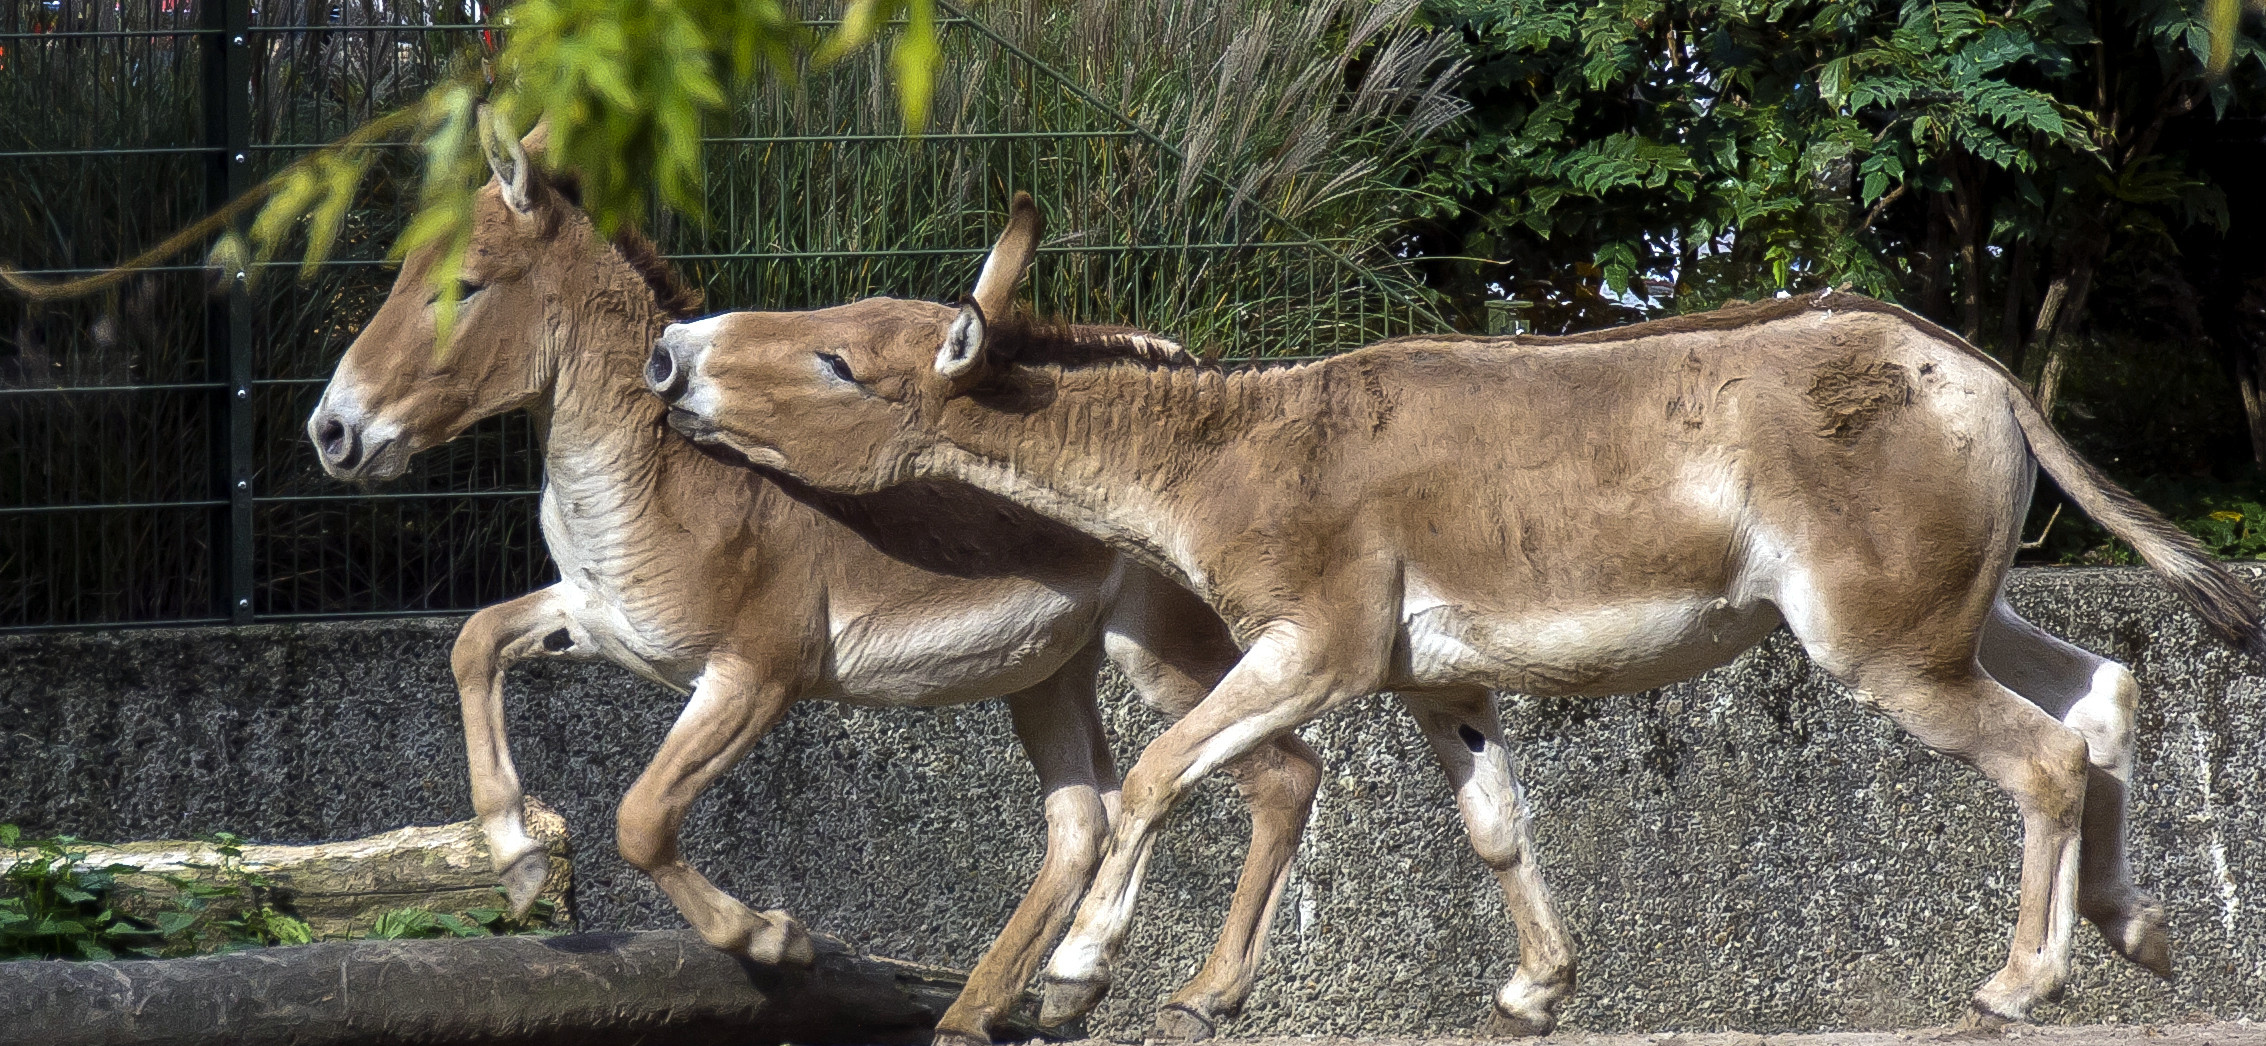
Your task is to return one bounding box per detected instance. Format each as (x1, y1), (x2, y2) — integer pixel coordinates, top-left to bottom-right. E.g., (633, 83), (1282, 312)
(1062, 1024), (2266, 1046)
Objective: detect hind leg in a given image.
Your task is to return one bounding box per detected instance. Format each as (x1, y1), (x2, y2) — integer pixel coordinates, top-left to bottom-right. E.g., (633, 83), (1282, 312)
(1403, 687), (1575, 1036)
(1829, 656), (2090, 1023)
(935, 649), (1118, 1046)
(1981, 602), (2170, 979)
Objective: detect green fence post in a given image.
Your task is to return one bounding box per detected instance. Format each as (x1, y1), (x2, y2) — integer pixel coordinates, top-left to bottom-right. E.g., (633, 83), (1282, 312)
(203, 0), (255, 623)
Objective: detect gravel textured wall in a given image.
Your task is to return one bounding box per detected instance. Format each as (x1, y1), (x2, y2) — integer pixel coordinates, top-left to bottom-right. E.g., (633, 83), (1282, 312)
(4, 567), (2262, 1036)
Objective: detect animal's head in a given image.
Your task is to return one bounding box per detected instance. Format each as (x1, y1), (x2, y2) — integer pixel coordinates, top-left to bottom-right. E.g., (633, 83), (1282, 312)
(307, 115), (699, 481)
(649, 193), (1057, 494)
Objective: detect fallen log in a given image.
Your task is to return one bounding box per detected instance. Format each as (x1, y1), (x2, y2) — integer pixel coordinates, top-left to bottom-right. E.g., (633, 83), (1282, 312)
(0, 927), (1057, 1046)
(0, 798), (574, 938)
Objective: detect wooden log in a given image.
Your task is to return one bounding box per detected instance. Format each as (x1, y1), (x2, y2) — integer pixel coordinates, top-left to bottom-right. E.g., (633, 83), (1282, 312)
(1, 799), (574, 938)
(0, 928), (1057, 1046)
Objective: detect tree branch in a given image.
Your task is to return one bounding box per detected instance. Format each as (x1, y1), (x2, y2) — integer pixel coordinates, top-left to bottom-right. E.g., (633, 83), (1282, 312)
(1855, 182), (1908, 235)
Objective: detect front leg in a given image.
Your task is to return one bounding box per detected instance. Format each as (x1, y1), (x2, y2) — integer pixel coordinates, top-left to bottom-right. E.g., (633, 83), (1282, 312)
(450, 585), (588, 916)
(1041, 620), (1388, 1028)
(615, 652), (812, 965)
(1104, 575), (1323, 1041)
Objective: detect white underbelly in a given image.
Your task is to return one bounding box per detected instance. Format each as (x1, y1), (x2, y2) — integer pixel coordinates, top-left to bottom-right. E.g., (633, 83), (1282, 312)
(814, 586), (1104, 707)
(1398, 595), (1780, 696)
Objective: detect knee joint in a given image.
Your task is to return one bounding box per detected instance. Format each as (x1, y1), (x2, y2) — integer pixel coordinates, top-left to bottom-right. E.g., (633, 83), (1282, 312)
(1472, 834), (1530, 872)
(1043, 791), (1111, 873)
(2022, 730), (2092, 826)
(614, 796), (678, 872)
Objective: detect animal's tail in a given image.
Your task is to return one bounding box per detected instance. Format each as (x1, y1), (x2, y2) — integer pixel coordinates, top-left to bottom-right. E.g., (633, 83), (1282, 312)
(2007, 388), (2266, 656)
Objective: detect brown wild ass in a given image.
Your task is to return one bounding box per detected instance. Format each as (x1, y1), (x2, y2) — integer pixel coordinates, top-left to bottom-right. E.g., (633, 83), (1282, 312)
(653, 193), (2262, 1031)
(306, 133), (1320, 1044)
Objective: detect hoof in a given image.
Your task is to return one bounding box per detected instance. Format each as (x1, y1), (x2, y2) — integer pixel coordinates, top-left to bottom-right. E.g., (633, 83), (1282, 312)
(499, 849), (551, 919)
(1949, 1006), (2012, 1037)
(1480, 1003), (1557, 1038)
(1039, 974), (1110, 1029)
(750, 908), (815, 967)
(2098, 902), (2175, 981)
(931, 1030), (992, 1046)
(1147, 1002), (1217, 1042)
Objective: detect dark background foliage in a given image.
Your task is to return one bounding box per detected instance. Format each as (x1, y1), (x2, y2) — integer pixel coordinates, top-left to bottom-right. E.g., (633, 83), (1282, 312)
(1393, 0), (2266, 561)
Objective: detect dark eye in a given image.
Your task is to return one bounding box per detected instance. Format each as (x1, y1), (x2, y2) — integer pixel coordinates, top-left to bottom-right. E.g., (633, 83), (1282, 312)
(817, 352), (857, 384)
(426, 279), (485, 306)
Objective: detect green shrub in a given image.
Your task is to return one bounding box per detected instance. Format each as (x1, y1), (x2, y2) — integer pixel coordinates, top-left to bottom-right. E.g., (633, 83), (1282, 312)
(0, 826), (164, 961)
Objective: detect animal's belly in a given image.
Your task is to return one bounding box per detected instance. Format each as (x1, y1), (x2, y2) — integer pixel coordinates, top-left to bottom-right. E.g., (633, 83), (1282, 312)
(1396, 596), (1781, 696)
(816, 585), (1103, 707)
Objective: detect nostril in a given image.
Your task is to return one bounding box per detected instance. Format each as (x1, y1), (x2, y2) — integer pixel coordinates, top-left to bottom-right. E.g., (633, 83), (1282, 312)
(647, 343), (685, 402)
(314, 414), (362, 470)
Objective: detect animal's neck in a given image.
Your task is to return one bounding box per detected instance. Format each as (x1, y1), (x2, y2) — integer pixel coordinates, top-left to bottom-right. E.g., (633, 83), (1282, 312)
(540, 245), (678, 485)
(921, 361), (1315, 593)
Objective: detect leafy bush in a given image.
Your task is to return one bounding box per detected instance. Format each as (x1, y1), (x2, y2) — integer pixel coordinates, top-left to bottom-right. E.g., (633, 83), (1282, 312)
(154, 831), (317, 956)
(0, 826), (163, 961)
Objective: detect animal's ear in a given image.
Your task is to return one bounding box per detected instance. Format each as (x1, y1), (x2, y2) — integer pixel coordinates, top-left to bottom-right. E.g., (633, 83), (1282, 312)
(936, 301), (988, 382)
(969, 192), (1042, 322)
(477, 105), (537, 215)
(519, 120), (551, 159)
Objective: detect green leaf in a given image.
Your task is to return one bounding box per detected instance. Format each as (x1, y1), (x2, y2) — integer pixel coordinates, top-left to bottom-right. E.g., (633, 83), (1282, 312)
(153, 911), (201, 935)
(267, 914), (315, 946)
(813, 0), (891, 68)
(891, 1), (942, 132)
(435, 913), (483, 938)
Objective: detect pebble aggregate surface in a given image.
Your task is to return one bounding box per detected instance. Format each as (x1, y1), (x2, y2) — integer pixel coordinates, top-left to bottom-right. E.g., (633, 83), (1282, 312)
(5, 567), (2262, 1037)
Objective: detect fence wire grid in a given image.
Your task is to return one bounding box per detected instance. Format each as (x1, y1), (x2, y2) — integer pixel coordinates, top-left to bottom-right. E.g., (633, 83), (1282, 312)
(0, 0), (1437, 632)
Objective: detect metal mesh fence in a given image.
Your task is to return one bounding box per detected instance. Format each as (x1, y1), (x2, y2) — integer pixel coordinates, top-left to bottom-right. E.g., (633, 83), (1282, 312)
(0, 0), (1435, 631)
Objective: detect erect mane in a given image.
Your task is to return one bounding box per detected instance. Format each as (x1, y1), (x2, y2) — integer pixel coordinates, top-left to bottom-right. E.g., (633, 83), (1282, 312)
(536, 170), (704, 321)
(986, 311), (1200, 370)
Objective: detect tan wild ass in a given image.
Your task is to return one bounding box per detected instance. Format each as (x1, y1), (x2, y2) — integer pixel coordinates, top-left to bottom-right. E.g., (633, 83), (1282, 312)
(306, 134), (1318, 1044)
(653, 193), (2262, 1031)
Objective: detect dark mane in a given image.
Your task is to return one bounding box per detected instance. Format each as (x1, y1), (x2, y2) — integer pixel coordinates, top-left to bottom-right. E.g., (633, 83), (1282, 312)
(537, 170), (704, 321)
(987, 311), (1200, 369)
(610, 227), (704, 320)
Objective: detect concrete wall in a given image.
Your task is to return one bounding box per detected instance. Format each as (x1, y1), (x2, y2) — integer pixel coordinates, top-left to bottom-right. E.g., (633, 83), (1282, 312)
(4, 567), (2262, 1035)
